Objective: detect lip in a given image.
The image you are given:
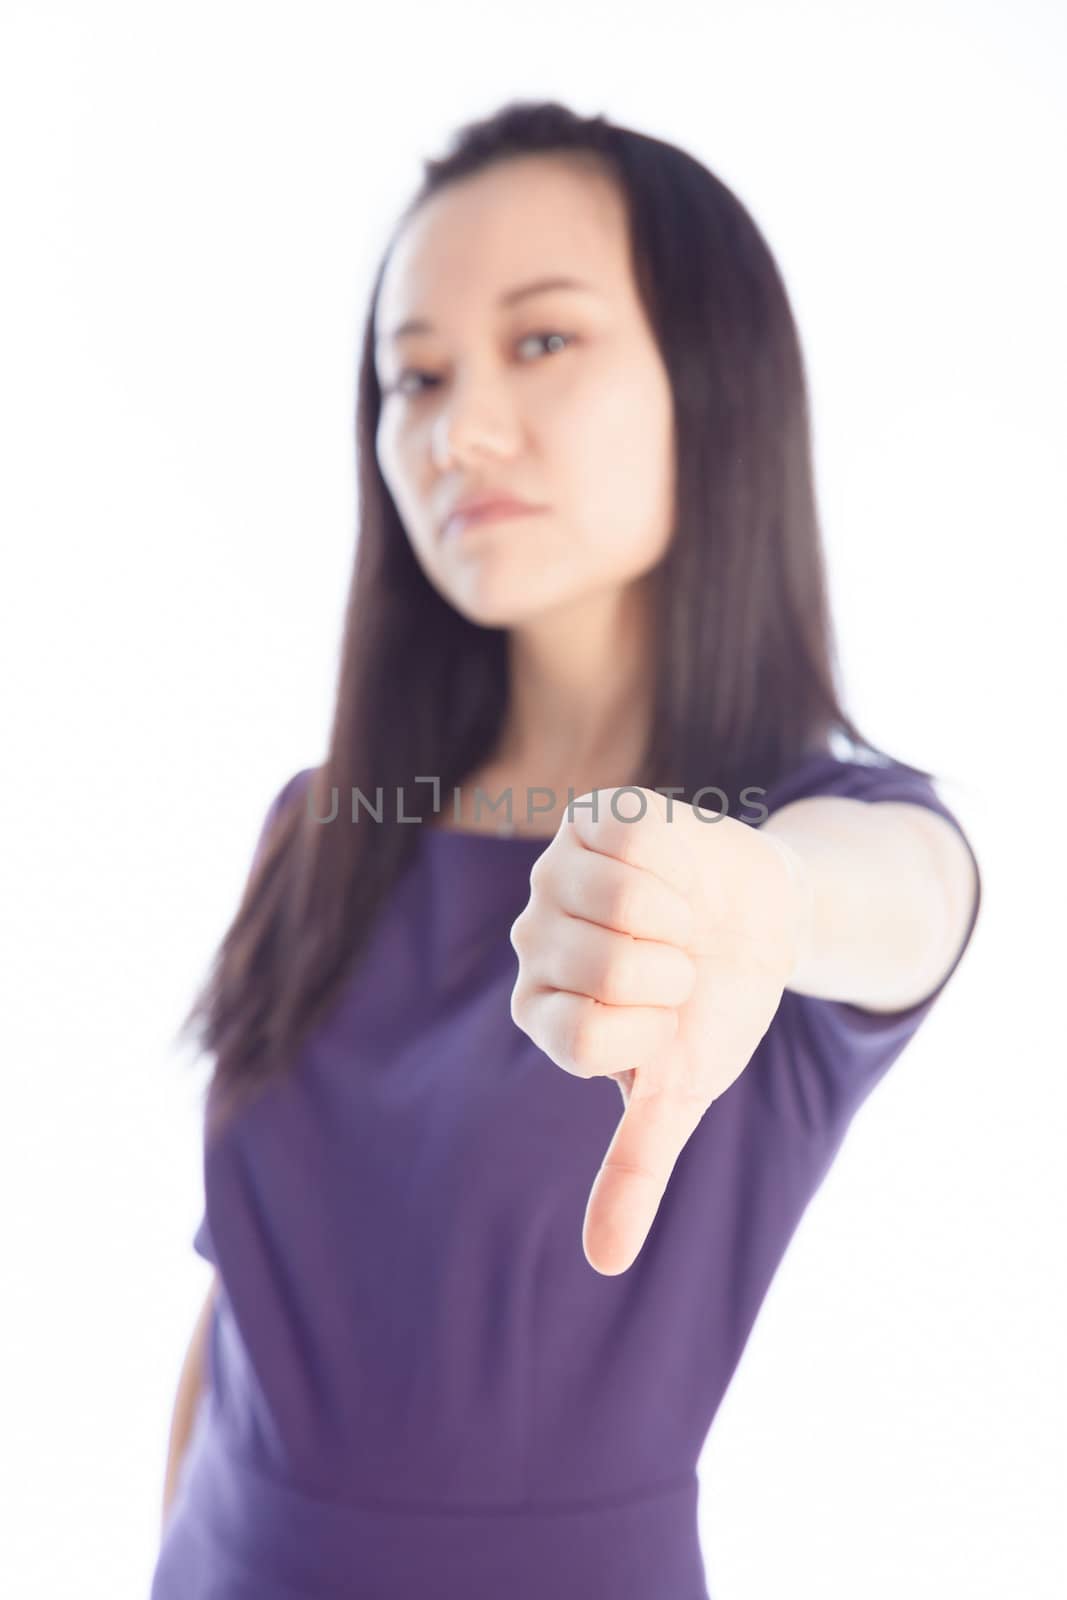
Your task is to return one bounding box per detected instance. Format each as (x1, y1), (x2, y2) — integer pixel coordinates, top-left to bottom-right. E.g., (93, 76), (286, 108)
(441, 499), (545, 539)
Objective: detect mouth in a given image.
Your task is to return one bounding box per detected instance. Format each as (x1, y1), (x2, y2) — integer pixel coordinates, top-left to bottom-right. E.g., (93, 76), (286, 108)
(441, 503), (546, 540)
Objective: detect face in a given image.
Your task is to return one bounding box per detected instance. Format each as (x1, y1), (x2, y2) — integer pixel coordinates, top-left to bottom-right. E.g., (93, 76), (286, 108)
(373, 155), (676, 628)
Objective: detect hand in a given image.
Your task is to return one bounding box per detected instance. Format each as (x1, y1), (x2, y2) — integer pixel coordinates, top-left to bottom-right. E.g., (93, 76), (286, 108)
(508, 787), (806, 1276)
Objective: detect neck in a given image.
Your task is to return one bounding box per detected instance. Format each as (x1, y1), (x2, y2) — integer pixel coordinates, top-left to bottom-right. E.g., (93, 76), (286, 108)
(494, 575), (656, 789)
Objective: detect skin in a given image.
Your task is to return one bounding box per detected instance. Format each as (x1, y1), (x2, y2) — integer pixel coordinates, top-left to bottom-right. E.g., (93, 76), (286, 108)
(508, 785), (976, 1276)
(372, 153), (979, 1279)
(154, 156), (978, 1531)
(372, 152), (804, 1275)
(161, 1274), (217, 1533)
(374, 153), (674, 828)
(511, 787), (806, 1276)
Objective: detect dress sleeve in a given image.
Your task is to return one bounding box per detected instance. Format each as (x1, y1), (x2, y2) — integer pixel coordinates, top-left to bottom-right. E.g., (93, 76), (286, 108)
(758, 750), (983, 1119)
(189, 764), (316, 1267)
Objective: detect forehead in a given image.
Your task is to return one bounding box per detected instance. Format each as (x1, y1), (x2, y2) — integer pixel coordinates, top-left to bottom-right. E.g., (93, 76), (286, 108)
(375, 156), (631, 343)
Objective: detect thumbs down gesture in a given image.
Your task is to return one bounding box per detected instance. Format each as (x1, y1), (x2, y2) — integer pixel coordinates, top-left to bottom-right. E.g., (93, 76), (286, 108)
(508, 787), (806, 1277)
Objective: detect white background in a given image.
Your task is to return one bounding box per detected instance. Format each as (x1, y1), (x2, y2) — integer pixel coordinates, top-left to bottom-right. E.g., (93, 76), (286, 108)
(1, 2), (1064, 1597)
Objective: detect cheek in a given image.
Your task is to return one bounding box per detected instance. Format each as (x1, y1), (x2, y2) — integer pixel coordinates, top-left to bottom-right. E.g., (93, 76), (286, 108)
(377, 418), (425, 529)
(556, 369), (674, 564)
(374, 418), (400, 498)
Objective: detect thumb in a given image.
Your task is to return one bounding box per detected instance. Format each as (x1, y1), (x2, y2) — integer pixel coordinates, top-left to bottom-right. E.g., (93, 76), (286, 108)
(582, 1068), (700, 1278)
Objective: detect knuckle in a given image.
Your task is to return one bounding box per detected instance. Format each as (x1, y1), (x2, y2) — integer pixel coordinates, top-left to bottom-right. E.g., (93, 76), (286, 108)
(598, 952), (629, 1005)
(566, 1001), (603, 1074)
(608, 876), (642, 933)
(609, 813), (644, 867)
(599, 942), (639, 1005)
(602, 1153), (659, 1184)
(509, 978), (531, 1032)
(527, 853), (552, 893)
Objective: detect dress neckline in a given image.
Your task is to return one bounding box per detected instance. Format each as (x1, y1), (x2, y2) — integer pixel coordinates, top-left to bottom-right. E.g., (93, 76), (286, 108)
(422, 823), (554, 845)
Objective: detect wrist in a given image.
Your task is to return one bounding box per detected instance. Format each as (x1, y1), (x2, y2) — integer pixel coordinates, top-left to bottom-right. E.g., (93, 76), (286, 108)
(758, 823), (816, 990)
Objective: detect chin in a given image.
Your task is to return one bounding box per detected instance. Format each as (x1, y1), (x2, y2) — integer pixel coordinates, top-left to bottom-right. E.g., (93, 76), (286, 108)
(442, 576), (566, 630)
(446, 594), (542, 629)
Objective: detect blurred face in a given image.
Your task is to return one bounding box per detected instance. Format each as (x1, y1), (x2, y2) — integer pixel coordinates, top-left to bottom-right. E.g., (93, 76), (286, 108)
(373, 155), (676, 627)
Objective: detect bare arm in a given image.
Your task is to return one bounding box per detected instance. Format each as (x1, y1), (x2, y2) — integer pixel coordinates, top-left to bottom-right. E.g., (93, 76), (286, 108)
(160, 1273), (217, 1535)
(760, 798), (980, 1013)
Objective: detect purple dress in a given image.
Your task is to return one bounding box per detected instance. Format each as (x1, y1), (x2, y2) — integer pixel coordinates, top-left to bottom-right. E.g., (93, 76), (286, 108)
(151, 751), (981, 1599)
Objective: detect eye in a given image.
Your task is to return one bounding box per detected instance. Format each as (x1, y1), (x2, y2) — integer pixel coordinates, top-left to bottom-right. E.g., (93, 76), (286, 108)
(385, 331), (575, 398)
(516, 330), (574, 362)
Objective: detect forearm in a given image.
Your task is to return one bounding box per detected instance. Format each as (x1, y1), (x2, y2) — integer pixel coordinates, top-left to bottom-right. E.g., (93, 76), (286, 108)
(760, 797), (978, 1013)
(160, 1284), (214, 1533)
(161, 1379), (199, 1526)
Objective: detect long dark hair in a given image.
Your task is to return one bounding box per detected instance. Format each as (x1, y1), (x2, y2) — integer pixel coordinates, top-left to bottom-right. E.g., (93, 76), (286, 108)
(177, 97), (933, 1139)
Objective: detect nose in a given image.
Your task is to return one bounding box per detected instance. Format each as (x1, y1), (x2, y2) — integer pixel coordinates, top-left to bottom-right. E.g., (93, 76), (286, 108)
(430, 369), (522, 472)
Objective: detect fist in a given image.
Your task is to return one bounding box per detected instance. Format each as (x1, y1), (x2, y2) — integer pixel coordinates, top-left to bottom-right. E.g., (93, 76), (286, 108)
(508, 787), (804, 1276)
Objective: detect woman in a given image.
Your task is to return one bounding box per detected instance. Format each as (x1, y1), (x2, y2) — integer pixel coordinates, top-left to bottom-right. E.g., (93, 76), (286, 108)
(151, 100), (981, 1599)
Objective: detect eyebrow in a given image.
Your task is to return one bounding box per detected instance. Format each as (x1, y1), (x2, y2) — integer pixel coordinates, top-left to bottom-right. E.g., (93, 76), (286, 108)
(376, 275), (599, 348)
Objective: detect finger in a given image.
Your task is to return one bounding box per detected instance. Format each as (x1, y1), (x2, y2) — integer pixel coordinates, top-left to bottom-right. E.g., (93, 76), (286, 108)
(515, 913), (696, 1010)
(582, 1081), (707, 1276)
(514, 986), (680, 1079)
(612, 1067), (637, 1110)
(571, 790), (695, 903)
(529, 847), (697, 948)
